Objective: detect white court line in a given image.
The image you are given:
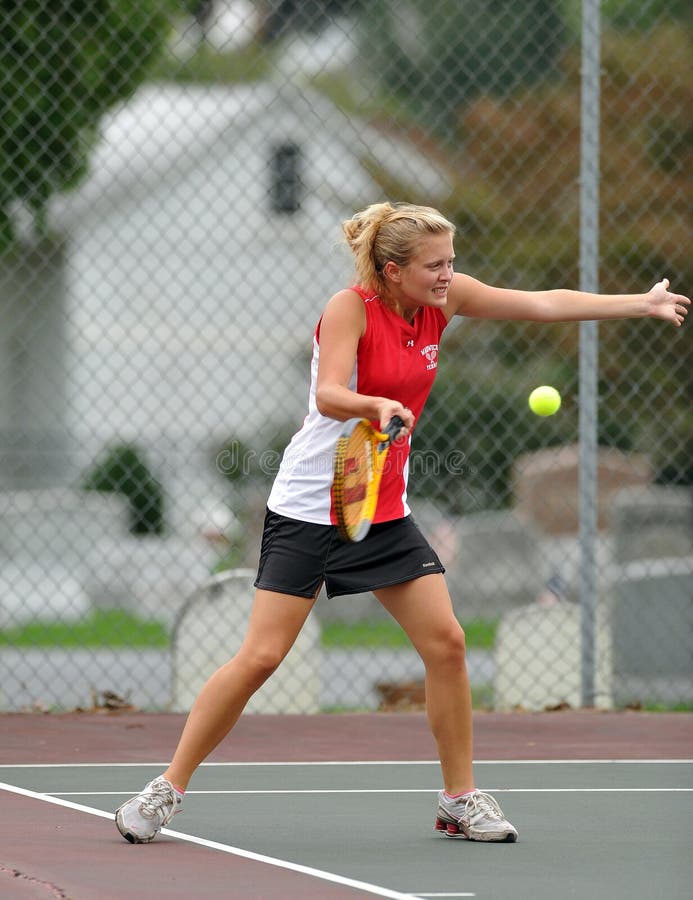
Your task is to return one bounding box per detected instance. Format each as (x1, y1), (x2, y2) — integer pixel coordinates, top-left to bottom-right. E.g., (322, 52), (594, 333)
(1, 759), (691, 768)
(0, 781), (420, 900)
(49, 787), (693, 797)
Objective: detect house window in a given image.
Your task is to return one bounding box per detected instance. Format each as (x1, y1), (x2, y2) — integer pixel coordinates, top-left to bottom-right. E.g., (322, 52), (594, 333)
(269, 141), (302, 213)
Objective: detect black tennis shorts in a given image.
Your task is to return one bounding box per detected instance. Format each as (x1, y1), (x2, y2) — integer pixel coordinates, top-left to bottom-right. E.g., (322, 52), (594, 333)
(254, 508), (445, 599)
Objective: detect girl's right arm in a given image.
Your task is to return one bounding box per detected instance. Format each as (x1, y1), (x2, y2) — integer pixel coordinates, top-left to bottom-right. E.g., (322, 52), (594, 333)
(314, 289), (414, 433)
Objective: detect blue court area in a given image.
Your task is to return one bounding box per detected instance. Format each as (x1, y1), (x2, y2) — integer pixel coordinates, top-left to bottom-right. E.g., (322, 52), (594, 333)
(2, 759), (691, 899)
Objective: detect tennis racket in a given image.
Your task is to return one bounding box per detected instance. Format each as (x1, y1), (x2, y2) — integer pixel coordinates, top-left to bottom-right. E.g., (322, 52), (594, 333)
(331, 415), (405, 542)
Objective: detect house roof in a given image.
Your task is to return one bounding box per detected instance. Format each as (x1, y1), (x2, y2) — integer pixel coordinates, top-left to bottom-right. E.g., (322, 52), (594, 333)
(51, 81), (451, 227)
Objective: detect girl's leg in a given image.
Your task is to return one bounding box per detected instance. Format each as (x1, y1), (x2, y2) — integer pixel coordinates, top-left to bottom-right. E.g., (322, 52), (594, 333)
(375, 575), (474, 795)
(163, 588), (316, 790)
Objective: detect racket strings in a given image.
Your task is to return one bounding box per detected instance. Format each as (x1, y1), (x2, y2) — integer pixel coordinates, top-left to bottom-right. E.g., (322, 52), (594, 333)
(333, 424), (374, 540)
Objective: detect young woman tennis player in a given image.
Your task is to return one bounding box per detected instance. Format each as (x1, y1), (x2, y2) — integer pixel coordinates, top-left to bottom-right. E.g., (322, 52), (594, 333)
(116, 202), (689, 844)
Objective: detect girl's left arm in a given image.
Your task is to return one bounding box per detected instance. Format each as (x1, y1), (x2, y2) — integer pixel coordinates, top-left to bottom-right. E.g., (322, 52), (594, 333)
(446, 273), (689, 327)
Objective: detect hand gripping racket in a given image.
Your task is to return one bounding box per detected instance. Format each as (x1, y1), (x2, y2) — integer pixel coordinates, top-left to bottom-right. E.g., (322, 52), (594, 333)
(331, 416), (405, 542)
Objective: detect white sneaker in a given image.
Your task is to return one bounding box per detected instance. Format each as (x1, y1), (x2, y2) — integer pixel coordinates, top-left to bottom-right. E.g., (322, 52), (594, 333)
(435, 789), (518, 842)
(115, 776), (183, 843)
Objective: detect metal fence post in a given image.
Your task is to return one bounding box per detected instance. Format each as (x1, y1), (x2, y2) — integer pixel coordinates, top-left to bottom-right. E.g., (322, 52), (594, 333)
(579, 0), (602, 707)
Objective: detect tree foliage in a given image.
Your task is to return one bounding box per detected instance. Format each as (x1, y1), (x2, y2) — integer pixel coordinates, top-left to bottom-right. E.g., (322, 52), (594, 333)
(0, 0), (179, 250)
(360, 0), (566, 135)
(601, 0), (691, 30)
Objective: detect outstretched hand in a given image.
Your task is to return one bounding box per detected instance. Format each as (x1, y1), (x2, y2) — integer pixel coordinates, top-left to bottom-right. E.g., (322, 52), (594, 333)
(649, 278), (690, 326)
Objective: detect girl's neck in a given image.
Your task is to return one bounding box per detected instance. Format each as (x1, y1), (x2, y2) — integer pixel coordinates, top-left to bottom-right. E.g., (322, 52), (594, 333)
(381, 292), (419, 324)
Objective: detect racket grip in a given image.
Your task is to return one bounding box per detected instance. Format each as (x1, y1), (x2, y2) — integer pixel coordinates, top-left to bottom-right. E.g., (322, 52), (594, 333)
(384, 415), (405, 443)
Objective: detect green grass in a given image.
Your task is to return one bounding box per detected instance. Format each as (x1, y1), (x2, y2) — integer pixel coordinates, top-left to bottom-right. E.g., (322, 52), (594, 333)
(0, 609), (168, 649)
(633, 702), (693, 713)
(320, 618), (498, 650)
(0, 612), (494, 651)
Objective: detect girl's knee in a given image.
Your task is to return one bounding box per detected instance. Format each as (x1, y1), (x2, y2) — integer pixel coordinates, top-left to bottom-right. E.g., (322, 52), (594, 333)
(234, 644), (286, 686)
(422, 623), (467, 670)
(444, 625), (467, 665)
(251, 648), (286, 680)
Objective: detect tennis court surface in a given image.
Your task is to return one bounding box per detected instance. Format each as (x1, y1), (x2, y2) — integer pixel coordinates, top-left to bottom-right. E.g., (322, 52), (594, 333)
(1, 711), (691, 899)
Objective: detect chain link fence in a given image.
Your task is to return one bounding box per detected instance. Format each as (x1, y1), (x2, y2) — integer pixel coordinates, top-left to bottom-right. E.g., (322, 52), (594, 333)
(1, 1), (691, 714)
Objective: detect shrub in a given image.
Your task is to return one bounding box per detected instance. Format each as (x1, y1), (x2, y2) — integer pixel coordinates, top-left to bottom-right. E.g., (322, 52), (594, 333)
(82, 443), (165, 535)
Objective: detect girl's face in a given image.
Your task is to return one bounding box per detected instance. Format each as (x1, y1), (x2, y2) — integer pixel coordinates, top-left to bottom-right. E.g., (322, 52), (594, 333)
(384, 233), (455, 319)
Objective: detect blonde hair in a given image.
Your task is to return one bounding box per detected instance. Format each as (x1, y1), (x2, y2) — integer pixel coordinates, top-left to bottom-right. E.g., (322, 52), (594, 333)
(342, 201), (456, 297)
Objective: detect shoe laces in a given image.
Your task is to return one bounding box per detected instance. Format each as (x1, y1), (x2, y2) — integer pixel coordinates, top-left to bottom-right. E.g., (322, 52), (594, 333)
(464, 790), (504, 820)
(139, 779), (175, 819)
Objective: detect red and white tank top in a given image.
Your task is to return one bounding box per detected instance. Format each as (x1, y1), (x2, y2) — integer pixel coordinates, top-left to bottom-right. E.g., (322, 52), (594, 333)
(267, 286), (448, 525)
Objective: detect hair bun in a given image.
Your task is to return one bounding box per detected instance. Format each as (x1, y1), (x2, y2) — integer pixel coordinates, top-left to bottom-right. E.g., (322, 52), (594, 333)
(342, 202), (394, 249)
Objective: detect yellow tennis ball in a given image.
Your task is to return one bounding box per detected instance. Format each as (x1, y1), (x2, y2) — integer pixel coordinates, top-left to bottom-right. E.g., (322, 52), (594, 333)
(529, 385), (561, 416)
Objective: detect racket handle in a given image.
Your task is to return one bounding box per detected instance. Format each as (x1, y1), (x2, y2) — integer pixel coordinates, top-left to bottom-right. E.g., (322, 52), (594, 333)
(383, 415), (405, 443)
